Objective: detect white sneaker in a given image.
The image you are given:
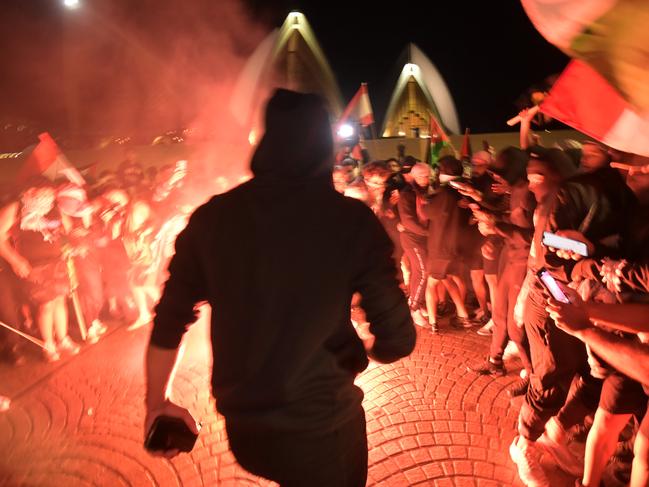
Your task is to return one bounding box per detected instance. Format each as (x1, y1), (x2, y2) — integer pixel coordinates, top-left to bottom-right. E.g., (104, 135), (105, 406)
(43, 343), (61, 363)
(509, 436), (550, 487)
(127, 316), (153, 331)
(411, 309), (429, 328)
(91, 320), (108, 335)
(58, 337), (81, 355)
(503, 340), (520, 360)
(86, 320), (108, 344)
(477, 319), (494, 336)
(537, 432), (584, 477)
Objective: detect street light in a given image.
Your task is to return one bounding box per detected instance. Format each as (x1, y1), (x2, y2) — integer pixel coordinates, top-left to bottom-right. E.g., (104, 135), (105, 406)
(63, 0), (80, 9)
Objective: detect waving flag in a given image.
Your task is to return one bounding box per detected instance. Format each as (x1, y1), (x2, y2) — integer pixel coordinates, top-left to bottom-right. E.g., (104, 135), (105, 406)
(16, 133), (84, 186)
(429, 114), (452, 164)
(541, 60), (649, 156)
(521, 0), (649, 115)
(339, 83), (375, 127)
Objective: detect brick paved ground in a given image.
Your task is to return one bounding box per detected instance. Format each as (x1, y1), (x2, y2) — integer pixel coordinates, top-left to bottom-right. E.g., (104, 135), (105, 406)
(0, 312), (592, 486)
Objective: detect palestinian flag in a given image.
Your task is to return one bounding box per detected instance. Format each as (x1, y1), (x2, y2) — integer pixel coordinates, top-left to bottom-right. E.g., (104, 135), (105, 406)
(521, 0), (649, 115)
(429, 114), (450, 165)
(16, 133), (85, 186)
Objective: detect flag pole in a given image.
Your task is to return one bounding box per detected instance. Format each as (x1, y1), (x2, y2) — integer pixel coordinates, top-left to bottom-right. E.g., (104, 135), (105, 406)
(63, 245), (88, 341)
(0, 320), (46, 349)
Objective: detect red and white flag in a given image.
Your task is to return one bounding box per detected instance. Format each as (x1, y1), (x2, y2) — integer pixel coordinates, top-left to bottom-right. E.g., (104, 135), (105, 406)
(339, 83), (374, 127)
(16, 133), (85, 186)
(521, 0), (649, 116)
(541, 60), (649, 156)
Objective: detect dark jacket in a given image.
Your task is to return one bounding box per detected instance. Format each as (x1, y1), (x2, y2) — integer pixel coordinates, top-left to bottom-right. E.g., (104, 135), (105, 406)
(495, 182), (536, 262)
(545, 166), (637, 281)
(150, 90), (415, 434)
(424, 184), (473, 262)
(397, 182), (429, 238)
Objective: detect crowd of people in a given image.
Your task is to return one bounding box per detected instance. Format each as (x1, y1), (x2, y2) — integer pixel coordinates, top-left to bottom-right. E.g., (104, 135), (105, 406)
(0, 152), (203, 366)
(2, 105), (649, 486)
(333, 108), (649, 487)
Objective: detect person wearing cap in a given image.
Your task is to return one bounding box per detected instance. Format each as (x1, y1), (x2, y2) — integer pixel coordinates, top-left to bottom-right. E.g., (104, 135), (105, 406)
(397, 162), (432, 327)
(144, 89), (415, 486)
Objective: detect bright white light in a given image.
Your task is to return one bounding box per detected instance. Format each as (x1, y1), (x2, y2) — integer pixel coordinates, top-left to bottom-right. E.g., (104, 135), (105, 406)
(289, 11), (303, 28)
(337, 124), (354, 139)
(404, 63), (420, 75)
(63, 0), (80, 9)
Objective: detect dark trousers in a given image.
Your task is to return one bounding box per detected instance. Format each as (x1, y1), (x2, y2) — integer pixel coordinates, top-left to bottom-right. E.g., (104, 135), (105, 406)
(519, 287), (601, 440)
(226, 409), (368, 487)
(400, 233), (427, 310)
(490, 258), (532, 372)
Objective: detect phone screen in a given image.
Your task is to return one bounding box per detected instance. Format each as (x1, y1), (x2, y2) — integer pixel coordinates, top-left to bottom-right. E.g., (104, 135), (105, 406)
(542, 232), (588, 257)
(538, 269), (570, 303)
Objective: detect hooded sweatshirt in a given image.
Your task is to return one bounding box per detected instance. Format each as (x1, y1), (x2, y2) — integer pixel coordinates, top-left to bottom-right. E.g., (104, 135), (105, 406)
(150, 90), (415, 433)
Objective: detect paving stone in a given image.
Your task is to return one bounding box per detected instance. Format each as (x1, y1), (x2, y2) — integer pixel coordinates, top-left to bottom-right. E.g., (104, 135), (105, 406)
(0, 317), (579, 486)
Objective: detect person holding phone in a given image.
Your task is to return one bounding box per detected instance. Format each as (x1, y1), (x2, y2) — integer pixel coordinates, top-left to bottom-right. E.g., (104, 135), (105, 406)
(547, 293), (649, 487)
(508, 149), (585, 486)
(510, 147), (636, 487)
(144, 90), (415, 486)
(545, 154), (649, 487)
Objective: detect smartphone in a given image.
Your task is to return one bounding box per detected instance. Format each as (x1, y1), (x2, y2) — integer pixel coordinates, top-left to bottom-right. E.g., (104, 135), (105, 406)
(449, 180), (471, 191)
(542, 232), (589, 257)
(537, 268), (570, 303)
(145, 415), (199, 453)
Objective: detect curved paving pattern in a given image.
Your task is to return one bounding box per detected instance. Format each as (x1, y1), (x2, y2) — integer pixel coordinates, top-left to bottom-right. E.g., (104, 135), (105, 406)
(0, 318), (576, 486)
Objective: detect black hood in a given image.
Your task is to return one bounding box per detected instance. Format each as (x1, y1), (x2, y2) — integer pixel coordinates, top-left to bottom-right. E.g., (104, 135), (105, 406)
(250, 89), (334, 183)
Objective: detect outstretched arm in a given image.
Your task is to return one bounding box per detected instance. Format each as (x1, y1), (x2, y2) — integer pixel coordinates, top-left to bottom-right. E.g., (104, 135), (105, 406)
(547, 298), (649, 385)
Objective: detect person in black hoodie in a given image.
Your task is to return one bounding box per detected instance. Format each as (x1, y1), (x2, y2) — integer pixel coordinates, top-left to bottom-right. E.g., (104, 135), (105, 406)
(144, 89), (416, 486)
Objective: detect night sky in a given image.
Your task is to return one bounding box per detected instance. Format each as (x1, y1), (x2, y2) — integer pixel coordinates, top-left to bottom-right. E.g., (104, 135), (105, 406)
(0, 0), (569, 150)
